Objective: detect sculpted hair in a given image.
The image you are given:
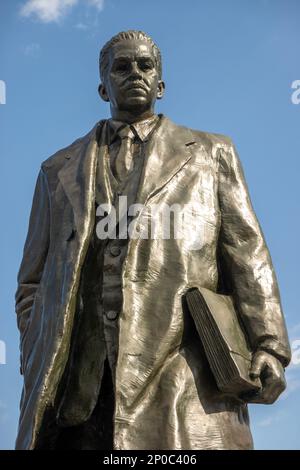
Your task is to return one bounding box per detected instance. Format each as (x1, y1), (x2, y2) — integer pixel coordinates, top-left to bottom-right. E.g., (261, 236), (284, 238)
(99, 30), (162, 82)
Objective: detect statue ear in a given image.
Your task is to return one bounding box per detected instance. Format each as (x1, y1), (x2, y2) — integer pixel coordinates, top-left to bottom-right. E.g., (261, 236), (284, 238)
(98, 83), (109, 102)
(157, 80), (165, 100)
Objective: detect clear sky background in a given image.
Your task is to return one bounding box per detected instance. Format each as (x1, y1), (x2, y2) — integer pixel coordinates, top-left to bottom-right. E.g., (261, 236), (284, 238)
(0, 0), (299, 450)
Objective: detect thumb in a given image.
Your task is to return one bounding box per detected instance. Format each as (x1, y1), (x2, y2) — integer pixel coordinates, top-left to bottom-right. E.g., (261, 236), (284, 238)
(250, 353), (265, 378)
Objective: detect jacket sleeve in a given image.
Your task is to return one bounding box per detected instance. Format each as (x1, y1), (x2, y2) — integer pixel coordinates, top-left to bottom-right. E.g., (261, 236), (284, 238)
(15, 168), (50, 343)
(217, 139), (291, 367)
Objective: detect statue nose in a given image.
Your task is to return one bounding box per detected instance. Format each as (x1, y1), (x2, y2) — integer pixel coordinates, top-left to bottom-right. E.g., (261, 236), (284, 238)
(130, 62), (142, 78)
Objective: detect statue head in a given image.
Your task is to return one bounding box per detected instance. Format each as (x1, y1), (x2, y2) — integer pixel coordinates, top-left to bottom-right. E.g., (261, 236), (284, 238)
(98, 30), (165, 122)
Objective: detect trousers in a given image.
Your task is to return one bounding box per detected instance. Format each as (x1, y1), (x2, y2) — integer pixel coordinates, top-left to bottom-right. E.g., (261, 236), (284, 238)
(36, 359), (115, 450)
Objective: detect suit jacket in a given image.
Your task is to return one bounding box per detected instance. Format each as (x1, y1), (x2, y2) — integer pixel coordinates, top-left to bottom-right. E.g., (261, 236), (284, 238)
(15, 115), (291, 450)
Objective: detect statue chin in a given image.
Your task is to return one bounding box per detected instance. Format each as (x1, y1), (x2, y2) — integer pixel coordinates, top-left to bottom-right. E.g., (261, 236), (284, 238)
(118, 99), (153, 116)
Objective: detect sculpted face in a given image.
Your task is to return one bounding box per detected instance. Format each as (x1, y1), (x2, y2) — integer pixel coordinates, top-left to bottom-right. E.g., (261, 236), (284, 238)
(99, 39), (165, 121)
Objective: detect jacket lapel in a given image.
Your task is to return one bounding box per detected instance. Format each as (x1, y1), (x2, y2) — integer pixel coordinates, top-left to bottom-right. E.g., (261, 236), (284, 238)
(136, 115), (197, 207)
(58, 121), (104, 231)
(57, 116), (198, 234)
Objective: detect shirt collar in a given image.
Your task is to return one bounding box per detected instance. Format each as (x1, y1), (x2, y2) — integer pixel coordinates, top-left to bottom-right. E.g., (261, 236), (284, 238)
(108, 114), (159, 144)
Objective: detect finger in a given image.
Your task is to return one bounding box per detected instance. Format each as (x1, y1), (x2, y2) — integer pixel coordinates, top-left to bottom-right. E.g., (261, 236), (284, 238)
(264, 371), (286, 400)
(253, 372), (286, 404)
(240, 388), (263, 404)
(250, 354), (265, 378)
(259, 384), (285, 404)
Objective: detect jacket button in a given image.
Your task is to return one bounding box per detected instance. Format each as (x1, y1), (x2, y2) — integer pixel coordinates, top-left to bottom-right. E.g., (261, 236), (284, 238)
(110, 245), (121, 257)
(105, 310), (118, 321)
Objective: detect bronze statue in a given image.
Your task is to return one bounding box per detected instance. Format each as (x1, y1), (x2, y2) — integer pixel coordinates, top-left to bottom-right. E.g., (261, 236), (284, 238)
(15, 30), (291, 450)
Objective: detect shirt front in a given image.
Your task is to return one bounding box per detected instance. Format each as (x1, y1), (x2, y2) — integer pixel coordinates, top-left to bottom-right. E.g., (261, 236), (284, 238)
(107, 114), (159, 182)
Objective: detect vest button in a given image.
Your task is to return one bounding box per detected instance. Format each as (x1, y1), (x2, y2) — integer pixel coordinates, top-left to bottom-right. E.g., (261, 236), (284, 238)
(110, 245), (121, 257)
(105, 310), (118, 321)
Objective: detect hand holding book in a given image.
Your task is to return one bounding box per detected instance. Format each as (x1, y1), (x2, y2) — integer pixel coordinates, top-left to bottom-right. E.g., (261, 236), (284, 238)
(185, 287), (287, 403)
(248, 350), (286, 404)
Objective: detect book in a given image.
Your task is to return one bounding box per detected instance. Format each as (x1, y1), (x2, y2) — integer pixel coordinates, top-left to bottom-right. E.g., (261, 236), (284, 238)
(185, 287), (261, 398)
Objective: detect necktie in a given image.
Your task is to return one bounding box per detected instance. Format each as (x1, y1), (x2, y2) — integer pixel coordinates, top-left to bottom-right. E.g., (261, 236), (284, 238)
(115, 125), (135, 181)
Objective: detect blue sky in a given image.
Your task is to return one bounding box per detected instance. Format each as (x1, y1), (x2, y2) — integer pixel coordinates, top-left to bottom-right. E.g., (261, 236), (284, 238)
(0, 0), (300, 450)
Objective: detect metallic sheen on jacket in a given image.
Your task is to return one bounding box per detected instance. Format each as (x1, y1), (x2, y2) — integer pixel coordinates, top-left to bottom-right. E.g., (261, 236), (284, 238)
(15, 115), (291, 450)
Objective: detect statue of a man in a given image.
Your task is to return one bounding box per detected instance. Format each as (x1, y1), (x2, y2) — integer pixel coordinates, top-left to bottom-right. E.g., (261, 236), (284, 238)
(15, 30), (291, 450)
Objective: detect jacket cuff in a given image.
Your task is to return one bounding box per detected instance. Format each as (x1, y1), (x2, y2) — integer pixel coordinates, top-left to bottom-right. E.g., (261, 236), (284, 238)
(257, 339), (291, 368)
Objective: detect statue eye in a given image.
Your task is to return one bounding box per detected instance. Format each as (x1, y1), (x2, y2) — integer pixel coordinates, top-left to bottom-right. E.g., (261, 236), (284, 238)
(139, 60), (154, 71)
(114, 61), (130, 73)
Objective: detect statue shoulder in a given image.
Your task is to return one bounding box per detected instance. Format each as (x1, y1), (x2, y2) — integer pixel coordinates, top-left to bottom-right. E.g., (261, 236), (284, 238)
(186, 126), (234, 152)
(164, 117), (234, 154)
(41, 120), (105, 174)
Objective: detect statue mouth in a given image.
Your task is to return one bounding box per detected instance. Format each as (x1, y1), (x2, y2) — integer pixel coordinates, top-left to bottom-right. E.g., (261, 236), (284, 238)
(125, 83), (147, 92)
